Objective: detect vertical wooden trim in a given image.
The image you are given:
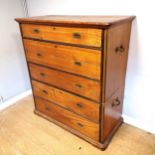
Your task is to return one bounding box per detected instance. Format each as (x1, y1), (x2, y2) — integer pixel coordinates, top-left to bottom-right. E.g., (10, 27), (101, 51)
(100, 29), (108, 142)
(98, 29), (104, 141)
(98, 30), (103, 140)
(99, 29), (108, 142)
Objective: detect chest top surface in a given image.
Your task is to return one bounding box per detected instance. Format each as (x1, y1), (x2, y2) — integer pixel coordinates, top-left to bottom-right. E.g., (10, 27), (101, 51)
(15, 15), (135, 28)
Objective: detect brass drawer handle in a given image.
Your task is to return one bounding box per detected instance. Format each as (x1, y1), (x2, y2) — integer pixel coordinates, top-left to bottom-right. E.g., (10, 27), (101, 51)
(77, 122), (84, 127)
(45, 106), (50, 111)
(40, 73), (45, 77)
(37, 53), (42, 57)
(73, 32), (81, 39)
(76, 103), (83, 108)
(74, 61), (82, 66)
(115, 45), (125, 53)
(112, 98), (121, 107)
(42, 90), (48, 94)
(33, 29), (40, 33)
(75, 84), (82, 88)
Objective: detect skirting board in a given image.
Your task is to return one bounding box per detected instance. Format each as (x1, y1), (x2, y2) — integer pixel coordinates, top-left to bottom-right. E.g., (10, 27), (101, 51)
(0, 89), (32, 111)
(122, 114), (155, 134)
(0, 91), (154, 135)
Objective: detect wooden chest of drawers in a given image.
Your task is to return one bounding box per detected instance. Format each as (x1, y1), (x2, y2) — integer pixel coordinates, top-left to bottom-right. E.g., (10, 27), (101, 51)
(15, 15), (135, 149)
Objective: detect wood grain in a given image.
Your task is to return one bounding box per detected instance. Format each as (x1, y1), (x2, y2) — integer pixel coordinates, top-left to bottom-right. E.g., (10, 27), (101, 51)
(15, 16), (135, 149)
(21, 24), (102, 47)
(24, 39), (101, 80)
(101, 22), (132, 142)
(0, 95), (154, 155)
(32, 80), (99, 122)
(102, 88), (123, 141)
(35, 97), (99, 140)
(104, 22), (132, 100)
(15, 15), (135, 28)
(29, 63), (101, 102)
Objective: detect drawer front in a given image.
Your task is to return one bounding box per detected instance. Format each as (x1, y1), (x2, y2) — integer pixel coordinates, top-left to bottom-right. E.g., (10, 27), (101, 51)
(32, 80), (99, 122)
(35, 97), (99, 140)
(29, 63), (100, 102)
(24, 39), (101, 80)
(21, 24), (102, 47)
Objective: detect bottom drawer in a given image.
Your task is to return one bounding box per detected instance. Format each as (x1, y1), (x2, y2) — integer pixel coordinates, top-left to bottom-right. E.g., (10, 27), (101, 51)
(35, 97), (99, 141)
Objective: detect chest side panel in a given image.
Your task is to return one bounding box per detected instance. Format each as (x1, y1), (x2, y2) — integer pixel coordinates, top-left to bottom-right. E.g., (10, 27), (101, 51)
(101, 22), (132, 142)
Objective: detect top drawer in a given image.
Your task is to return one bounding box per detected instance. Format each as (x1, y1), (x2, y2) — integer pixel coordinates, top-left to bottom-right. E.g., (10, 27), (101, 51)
(21, 24), (102, 47)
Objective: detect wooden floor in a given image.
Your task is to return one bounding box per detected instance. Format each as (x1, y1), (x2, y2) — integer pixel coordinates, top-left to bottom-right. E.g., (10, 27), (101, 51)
(0, 95), (155, 155)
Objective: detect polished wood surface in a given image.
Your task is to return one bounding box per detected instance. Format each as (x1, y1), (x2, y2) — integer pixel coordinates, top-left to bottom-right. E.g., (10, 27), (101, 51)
(102, 88), (123, 141)
(35, 97), (99, 140)
(24, 39), (101, 79)
(0, 95), (154, 155)
(101, 22), (132, 142)
(32, 80), (99, 122)
(22, 24), (102, 47)
(29, 63), (101, 102)
(16, 15), (135, 28)
(104, 22), (132, 100)
(16, 16), (135, 149)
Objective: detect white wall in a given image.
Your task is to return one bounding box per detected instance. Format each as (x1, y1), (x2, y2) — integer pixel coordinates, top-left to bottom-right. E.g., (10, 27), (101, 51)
(26, 0), (155, 133)
(0, 0), (30, 102)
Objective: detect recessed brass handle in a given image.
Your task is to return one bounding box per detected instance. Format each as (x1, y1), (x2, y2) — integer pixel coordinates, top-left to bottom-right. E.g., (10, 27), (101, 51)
(77, 122), (84, 127)
(115, 45), (125, 53)
(33, 29), (40, 33)
(73, 32), (81, 39)
(74, 61), (82, 66)
(76, 103), (83, 108)
(112, 98), (121, 107)
(45, 107), (50, 111)
(37, 53), (42, 57)
(42, 90), (48, 94)
(75, 84), (82, 88)
(40, 73), (45, 77)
